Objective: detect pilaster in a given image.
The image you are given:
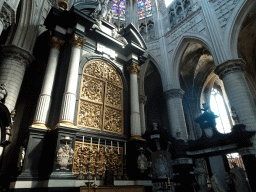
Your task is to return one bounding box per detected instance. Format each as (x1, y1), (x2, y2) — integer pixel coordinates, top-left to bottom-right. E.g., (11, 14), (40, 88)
(163, 89), (188, 141)
(0, 45), (34, 112)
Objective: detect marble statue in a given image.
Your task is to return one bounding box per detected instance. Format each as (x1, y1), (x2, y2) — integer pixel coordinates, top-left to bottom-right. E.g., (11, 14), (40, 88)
(17, 147), (26, 171)
(229, 162), (250, 192)
(137, 153), (148, 173)
(194, 159), (208, 192)
(57, 143), (74, 170)
(211, 173), (227, 192)
(92, 0), (110, 29)
(0, 84), (7, 103)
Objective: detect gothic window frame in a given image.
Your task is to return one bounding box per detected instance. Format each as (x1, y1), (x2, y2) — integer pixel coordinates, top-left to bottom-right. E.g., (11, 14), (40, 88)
(77, 59), (124, 135)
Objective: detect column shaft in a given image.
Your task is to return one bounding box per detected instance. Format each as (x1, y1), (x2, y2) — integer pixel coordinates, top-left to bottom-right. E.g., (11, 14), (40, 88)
(128, 63), (142, 139)
(59, 35), (85, 126)
(32, 37), (64, 128)
(139, 95), (147, 135)
(215, 59), (256, 153)
(0, 20), (3, 35)
(0, 45), (33, 112)
(164, 89), (188, 141)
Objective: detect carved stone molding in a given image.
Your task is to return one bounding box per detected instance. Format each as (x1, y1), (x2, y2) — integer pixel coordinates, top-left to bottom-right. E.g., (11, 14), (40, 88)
(214, 59), (246, 80)
(173, 157), (193, 165)
(51, 37), (65, 50)
(163, 89), (185, 99)
(0, 5), (12, 30)
(139, 95), (147, 105)
(127, 63), (140, 74)
(69, 34), (86, 49)
(1, 45), (34, 67)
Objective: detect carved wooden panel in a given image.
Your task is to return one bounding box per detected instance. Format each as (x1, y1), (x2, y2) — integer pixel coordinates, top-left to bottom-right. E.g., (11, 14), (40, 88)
(78, 59), (123, 134)
(72, 141), (123, 176)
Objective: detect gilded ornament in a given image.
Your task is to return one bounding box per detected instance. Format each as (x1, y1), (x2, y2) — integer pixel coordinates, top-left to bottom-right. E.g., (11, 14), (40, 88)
(127, 63), (140, 74)
(106, 84), (122, 109)
(57, 144), (74, 170)
(104, 107), (122, 133)
(81, 76), (104, 102)
(70, 34), (86, 49)
(51, 37), (65, 50)
(72, 142), (123, 176)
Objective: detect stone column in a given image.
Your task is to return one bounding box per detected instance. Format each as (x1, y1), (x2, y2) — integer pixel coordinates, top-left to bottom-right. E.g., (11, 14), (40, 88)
(31, 37), (64, 129)
(127, 63), (142, 140)
(163, 89), (188, 141)
(215, 59), (256, 192)
(58, 34), (85, 127)
(139, 95), (147, 135)
(0, 45), (34, 112)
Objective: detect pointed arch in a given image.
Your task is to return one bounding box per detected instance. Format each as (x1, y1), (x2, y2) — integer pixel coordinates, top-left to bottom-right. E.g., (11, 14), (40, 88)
(170, 33), (218, 88)
(224, 0), (256, 59)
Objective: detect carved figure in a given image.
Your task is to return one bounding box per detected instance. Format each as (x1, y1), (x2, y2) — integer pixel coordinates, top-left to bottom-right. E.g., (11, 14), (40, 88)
(137, 153), (148, 173)
(57, 144), (74, 170)
(17, 147), (26, 171)
(194, 159), (207, 192)
(106, 10), (113, 23)
(211, 173), (227, 192)
(229, 162), (250, 192)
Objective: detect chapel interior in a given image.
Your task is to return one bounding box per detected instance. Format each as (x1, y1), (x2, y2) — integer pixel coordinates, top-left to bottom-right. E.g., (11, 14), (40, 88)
(0, 0), (256, 191)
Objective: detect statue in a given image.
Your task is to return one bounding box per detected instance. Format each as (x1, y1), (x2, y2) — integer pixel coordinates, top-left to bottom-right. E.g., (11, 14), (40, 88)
(193, 159), (208, 192)
(137, 153), (148, 173)
(210, 173), (227, 192)
(229, 162), (250, 192)
(57, 143), (74, 170)
(17, 147), (26, 171)
(92, 0), (110, 29)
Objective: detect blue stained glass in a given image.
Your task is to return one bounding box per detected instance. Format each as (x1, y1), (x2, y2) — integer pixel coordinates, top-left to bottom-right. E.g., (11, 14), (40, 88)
(112, 0), (126, 20)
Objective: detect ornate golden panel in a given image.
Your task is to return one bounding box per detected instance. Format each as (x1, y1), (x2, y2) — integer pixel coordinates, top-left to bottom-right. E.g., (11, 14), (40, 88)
(81, 76), (104, 102)
(104, 107), (123, 134)
(72, 141), (123, 176)
(77, 59), (124, 134)
(106, 83), (122, 109)
(78, 101), (102, 129)
(84, 60), (122, 87)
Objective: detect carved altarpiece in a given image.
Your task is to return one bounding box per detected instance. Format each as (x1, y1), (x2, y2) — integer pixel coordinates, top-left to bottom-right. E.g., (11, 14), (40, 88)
(77, 59), (124, 135)
(72, 141), (123, 176)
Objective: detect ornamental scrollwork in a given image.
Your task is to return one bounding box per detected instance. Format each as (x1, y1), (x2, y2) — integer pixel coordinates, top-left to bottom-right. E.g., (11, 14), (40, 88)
(57, 144), (74, 170)
(81, 76), (104, 102)
(106, 84), (122, 109)
(104, 107), (122, 134)
(78, 59), (123, 134)
(78, 101), (102, 129)
(84, 60), (122, 87)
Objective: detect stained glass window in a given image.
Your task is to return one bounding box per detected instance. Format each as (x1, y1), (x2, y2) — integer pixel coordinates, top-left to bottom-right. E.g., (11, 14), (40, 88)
(112, 0), (126, 21)
(137, 0), (152, 20)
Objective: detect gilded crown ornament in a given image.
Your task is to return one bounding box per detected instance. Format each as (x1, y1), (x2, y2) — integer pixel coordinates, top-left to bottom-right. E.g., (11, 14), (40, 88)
(70, 34), (86, 49)
(58, 0), (68, 10)
(51, 37), (65, 50)
(127, 63), (140, 74)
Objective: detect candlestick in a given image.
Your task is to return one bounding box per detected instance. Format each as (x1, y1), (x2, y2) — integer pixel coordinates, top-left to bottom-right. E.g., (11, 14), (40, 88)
(124, 142), (126, 155)
(111, 141), (113, 153)
(98, 138), (100, 152)
(82, 136), (84, 150)
(105, 140), (107, 152)
(90, 137), (92, 151)
(117, 142), (119, 154)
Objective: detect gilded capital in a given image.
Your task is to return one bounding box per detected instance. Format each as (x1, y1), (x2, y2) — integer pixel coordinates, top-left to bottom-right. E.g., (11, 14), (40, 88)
(51, 37), (65, 50)
(69, 34), (86, 49)
(163, 89), (184, 99)
(214, 59), (245, 80)
(127, 63), (140, 74)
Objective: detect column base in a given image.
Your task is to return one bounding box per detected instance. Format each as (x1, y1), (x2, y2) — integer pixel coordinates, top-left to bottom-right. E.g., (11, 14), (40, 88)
(129, 135), (145, 141)
(31, 122), (49, 130)
(55, 120), (77, 129)
(49, 171), (77, 180)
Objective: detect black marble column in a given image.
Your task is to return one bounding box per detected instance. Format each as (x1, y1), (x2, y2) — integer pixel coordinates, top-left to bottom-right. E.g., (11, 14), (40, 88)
(49, 126), (77, 179)
(241, 154), (256, 192)
(172, 157), (194, 192)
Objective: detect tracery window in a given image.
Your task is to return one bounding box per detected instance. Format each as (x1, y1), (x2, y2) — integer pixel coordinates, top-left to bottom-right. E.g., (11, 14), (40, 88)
(210, 88), (232, 134)
(137, 0), (152, 20)
(77, 59), (124, 135)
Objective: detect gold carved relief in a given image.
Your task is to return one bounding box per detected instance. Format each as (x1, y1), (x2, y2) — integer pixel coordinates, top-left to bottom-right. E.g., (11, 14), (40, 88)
(104, 107), (122, 134)
(78, 101), (102, 129)
(72, 141), (123, 176)
(106, 84), (122, 109)
(77, 59), (123, 134)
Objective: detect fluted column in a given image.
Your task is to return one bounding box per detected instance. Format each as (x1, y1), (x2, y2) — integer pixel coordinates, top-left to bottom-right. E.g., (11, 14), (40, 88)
(127, 63), (143, 140)
(139, 95), (147, 135)
(163, 89), (188, 141)
(31, 37), (64, 129)
(58, 34), (85, 127)
(215, 59), (256, 153)
(0, 45), (34, 112)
